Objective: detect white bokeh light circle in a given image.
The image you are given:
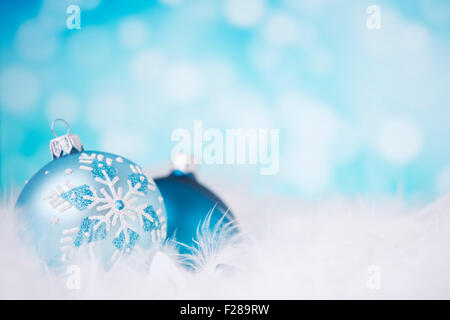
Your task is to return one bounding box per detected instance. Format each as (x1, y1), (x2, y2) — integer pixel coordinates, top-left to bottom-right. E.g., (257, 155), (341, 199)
(130, 50), (166, 86)
(15, 20), (58, 61)
(202, 59), (236, 94)
(223, 0), (266, 28)
(376, 119), (424, 165)
(162, 62), (204, 105)
(277, 92), (340, 150)
(87, 92), (129, 130)
(117, 18), (149, 49)
(264, 12), (300, 46)
(0, 66), (40, 113)
(362, 10), (430, 60)
(45, 92), (79, 123)
(296, 105), (340, 148)
(67, 27), (113, 70)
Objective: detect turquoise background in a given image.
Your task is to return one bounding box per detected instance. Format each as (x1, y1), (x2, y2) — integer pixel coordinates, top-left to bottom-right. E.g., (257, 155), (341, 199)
(1, 0), (450, 204)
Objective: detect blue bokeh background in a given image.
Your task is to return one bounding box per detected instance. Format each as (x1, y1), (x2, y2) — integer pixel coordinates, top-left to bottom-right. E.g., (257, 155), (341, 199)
(1, 0), (450, 204)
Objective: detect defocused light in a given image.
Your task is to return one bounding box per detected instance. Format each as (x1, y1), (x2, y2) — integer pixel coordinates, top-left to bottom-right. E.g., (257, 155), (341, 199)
(15, 20), (58, 61)
(202, 59), (236, 94)
(420, 0), (450, 24)
(436, 166), (450, 195)
(250, 43), (281, 72)
(331, 122), (362, 164)
(130, 50), (166, 86)
(159, 0), (184, 6)
(285, 150), (331, 195)
(1, 0), (449, 200)
(41, 0), (102, 12)
(308, 49), (331, 75)
(284, 0), (330, 14)
(79, 0), (102, 10)
(0, 66), (40, 113)
(100, 128), (149, 160)
(67, 27), (113, 69)
(187, 0), (219, 22)
(362, 10), (430, 59)
(400, 23), (430, 52)
(45, 92), (79, 123)
(1, 120), (26, 151)
(38, 0), (101, 32)
(87, 92), (128, 130)
(376, 119), (424, 165)
(162, 62), (204, 105)
(297, 107), (339, 148)
(223, 0), (266, 28)
(278, 92), (340, 149)
(277, 92), (339, 194)
(212, 90), (271, 128)
(117, 17), (149, 49)
(264, 11), (300, 46)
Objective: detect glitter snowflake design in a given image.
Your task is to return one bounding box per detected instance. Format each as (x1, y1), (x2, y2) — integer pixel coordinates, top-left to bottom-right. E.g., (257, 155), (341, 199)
(45, 152), (165, 263)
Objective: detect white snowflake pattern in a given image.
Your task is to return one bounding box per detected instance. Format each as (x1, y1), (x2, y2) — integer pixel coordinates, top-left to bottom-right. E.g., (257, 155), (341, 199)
(129, 164), (157, 192)
(45, 152), (165, 263)
(83, 167), (152, 248)
(44, 180), (78, 212)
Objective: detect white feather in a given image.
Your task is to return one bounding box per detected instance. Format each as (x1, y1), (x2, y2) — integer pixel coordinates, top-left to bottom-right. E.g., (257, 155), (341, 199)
(1, 190), (450, 299)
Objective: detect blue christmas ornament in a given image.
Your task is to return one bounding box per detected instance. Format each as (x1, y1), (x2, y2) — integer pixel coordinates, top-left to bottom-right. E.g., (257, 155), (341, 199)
(154, 154), (236, 256)
(15, 119), (167, 270)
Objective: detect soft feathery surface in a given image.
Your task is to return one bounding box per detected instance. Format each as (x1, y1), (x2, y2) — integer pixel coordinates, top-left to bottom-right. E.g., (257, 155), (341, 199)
(1, 190), (450, 299)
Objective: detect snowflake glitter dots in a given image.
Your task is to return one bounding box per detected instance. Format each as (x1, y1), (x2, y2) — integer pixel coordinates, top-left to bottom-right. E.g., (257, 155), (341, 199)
(15, 120), (167, 270)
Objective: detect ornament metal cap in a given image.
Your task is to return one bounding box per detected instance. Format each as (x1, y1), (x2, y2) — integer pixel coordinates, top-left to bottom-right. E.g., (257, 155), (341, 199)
(49, 118), (83, 159)
(171, 152), (197, 176)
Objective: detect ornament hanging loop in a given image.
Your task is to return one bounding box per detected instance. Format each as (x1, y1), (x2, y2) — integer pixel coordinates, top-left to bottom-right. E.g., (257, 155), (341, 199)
(51, 118), (71, 138)
(49, 118), (83, 160)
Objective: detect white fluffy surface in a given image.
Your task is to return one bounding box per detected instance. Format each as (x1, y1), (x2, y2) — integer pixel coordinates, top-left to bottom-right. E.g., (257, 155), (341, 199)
(1, 189), (450, 299)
